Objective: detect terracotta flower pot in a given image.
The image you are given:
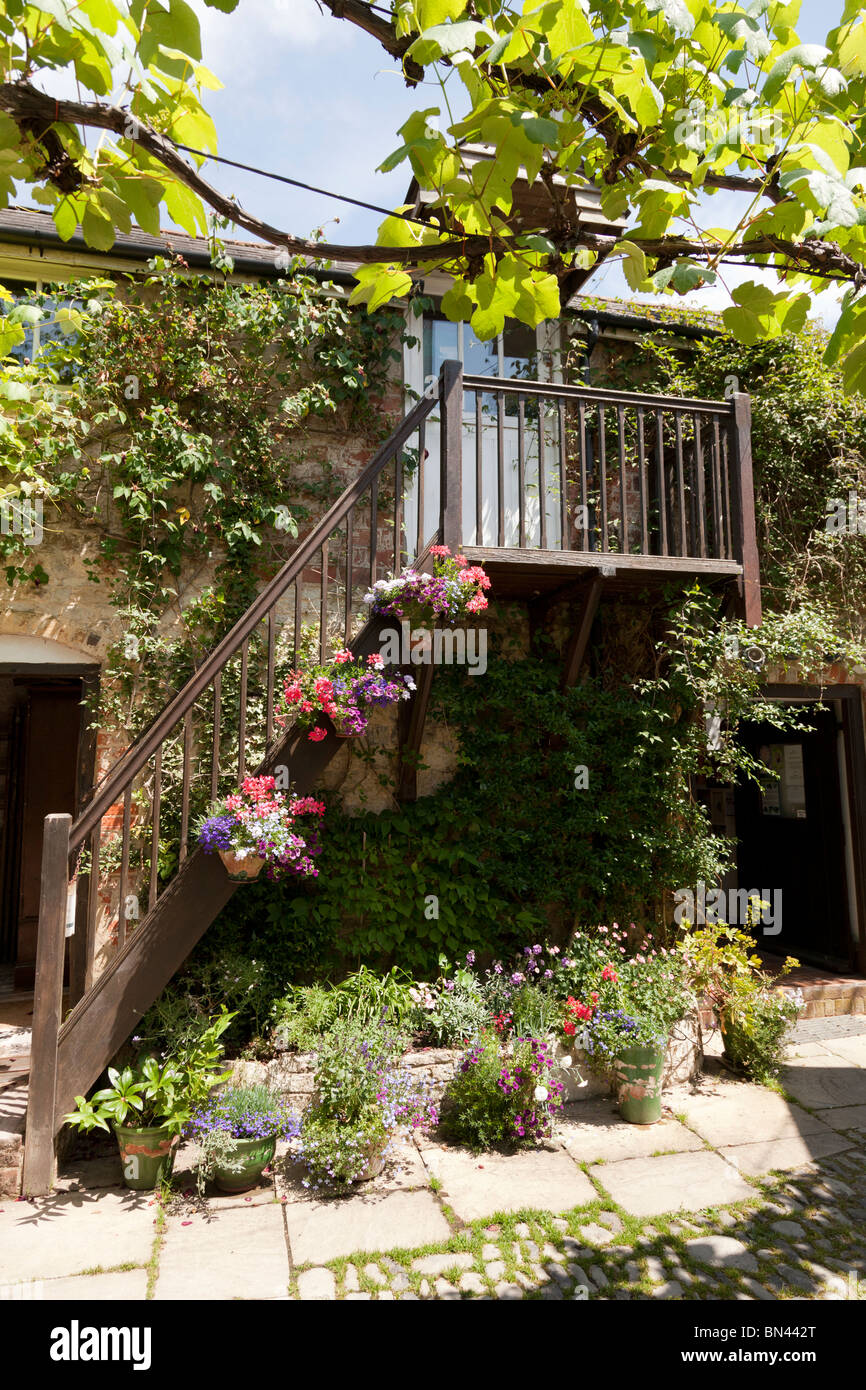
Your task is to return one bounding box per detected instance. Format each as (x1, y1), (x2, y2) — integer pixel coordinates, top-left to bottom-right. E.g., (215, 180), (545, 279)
(330, 709), (367, 739)
(218, 850), (265, 882)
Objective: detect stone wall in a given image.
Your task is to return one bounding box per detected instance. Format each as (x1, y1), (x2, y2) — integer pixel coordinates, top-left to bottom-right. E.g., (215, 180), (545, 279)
(227, 1020), (703, 1113)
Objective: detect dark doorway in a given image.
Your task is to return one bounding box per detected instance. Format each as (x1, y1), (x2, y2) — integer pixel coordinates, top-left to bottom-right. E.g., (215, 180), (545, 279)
(0, 679), (83, 988)
(734, 704), (854, 970)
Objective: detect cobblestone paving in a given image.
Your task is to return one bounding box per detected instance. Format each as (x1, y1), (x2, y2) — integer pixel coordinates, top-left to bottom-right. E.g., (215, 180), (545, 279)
(288, 1147), (866, 1302)
(792, 1017), (866, 1042)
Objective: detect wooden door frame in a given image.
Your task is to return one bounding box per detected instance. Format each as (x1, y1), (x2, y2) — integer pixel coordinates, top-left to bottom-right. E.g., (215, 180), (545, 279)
(0, 663), (99, 994)
(760, 684), (866, 975)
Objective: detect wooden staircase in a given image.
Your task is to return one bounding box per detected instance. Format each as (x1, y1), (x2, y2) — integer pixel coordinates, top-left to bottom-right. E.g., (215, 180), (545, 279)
(18, 362), (760, 1194)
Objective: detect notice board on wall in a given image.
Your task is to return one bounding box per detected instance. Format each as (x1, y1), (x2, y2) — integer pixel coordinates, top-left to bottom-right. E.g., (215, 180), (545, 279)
(759, 743), (807, 819)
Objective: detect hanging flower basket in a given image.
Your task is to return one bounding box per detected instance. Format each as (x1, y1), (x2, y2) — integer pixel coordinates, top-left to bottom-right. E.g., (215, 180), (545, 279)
(278, 648), (415, 744)
(363, 546), (491, 628)
(197, 776), (326, 881)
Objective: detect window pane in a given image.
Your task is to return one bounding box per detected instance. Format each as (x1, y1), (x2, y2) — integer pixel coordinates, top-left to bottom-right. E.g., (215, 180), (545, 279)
(502, 322), (538, 381)
(462, 323), (498, 378)
(423, 314), (458, 381)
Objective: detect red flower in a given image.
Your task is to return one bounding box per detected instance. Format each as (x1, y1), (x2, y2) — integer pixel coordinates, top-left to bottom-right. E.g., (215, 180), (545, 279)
(563, 1020), (576, 1036)
(601, 963), (619, 982)
(307, 727), (327, 742)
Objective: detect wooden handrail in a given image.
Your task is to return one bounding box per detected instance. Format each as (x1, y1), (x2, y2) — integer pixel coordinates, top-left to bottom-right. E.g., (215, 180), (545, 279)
(462, 374), (733, 415)
(69, 387), (441, 853)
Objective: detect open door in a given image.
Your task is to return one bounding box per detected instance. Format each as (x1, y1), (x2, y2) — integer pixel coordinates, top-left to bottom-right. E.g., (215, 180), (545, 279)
(734, 704), (854, 970)
(1, 680), (82, 989)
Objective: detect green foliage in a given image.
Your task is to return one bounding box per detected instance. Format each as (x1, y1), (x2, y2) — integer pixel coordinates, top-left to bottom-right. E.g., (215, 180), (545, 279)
(427, 972), (489, 1046)
(138, 950), (268, 1057)
(297, 1019), (435, 1189)
(678, 919), (802, 1083)
(0, 0), (232, 246)
(632, 327), (866, 646)
(272, 965), (419, 1051)
(720, 987), (803, 1084)
(7, 3), (866, 383)
(65, 1008), (234, 1137)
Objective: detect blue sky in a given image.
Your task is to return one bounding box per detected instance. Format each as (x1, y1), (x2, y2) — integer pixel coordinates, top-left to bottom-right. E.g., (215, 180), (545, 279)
(186, 1), (845, 322)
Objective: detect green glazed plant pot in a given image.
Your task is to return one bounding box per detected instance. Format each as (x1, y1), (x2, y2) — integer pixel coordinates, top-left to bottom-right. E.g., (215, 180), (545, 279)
(613, 1039), (667, 1124)
(218, 850), (265, 882)
(214, 1135), (277, 1193)
(114, 1123), (177, 1190)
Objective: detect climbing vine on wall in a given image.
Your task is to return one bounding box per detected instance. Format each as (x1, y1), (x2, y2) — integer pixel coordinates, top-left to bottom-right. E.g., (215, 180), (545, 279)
(0, 258), (411, 741)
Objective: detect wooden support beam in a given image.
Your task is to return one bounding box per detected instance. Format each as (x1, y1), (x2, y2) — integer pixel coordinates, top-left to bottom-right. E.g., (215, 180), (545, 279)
(397, 660), (435, 802)
(439, 360), (463, 552)
(729, 393), (762, 627)
(561, 575), (604, 691)
(22, 813), (71, 1195)
(529, 577), (596, 650)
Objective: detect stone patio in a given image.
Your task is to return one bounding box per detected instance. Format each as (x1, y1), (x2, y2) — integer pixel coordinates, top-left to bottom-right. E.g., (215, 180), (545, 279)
(2, 1022), (866, 1301)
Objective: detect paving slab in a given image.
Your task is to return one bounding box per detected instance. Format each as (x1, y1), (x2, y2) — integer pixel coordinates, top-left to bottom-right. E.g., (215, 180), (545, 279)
(285, 1189), (450, 1264)
(155, 1203), (289, 1300)
(55, 1156), (123, 1191)
(559, 1101), (703, 1164)
(719, 1133), (853, 1176)
(0, 1191), (155, 1282)
(818, 1035), (866, 1067)
(781, 1057), (866, 1110)
(815, 1104), (866, 1131)
(784, 1042), (836, 1060)
(675, 1081), (834, 1146)
(38, 1270), (148, 1300)
(421, 1145), (595, 1222)
(590, 1150), (754, 1218)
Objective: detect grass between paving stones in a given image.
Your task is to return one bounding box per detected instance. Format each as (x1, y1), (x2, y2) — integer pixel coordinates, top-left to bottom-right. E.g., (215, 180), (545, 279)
(145, 1202), (167, 1301)
(284, 1152), (866, 1301)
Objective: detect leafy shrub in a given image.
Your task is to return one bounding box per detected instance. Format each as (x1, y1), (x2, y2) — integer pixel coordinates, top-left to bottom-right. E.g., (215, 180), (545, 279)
(427, 976), (489, 1046)
(440, 1032), (564, 1151)
(272, 965), (420, 1051)
(508, 985), (563, 1040)
(720, 987), (803, 1084)
(296, 1020), (437, 1190)
(66, 1009), (235, 1137)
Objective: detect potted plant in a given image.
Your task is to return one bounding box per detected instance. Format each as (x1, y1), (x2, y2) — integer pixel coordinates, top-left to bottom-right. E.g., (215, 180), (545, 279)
(363, 546), (491, 629)
(440, 1030), (565, 1150)
(196, 774), (325, 881)
(295, 1020), (437, 1191)
(278, 648), (415, 743)
(185, 1084), (300, 1194)
(65, 1010), (235, 1190)
(562, 939), (695, 1124)
(677, 921), (803, 1080)
(718, 982), (803, 1081)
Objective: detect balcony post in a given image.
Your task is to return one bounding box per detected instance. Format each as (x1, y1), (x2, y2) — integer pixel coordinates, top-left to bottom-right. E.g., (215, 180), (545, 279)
(439, 359), (463, 551)
(22, 813), (71, 1195)
(729, 392), (762, 627)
